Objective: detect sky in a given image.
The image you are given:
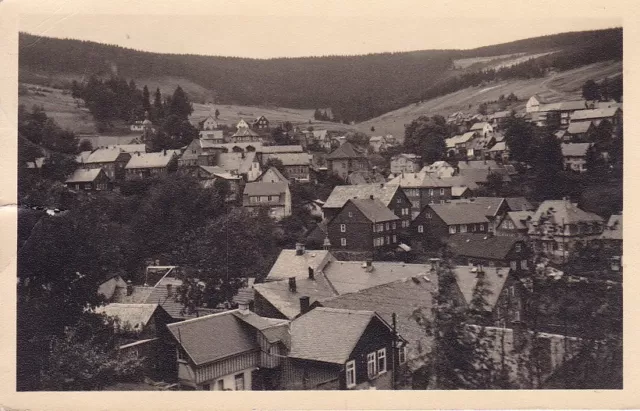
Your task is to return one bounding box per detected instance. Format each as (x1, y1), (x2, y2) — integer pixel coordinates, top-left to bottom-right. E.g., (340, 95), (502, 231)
(15, 0), (623, 58)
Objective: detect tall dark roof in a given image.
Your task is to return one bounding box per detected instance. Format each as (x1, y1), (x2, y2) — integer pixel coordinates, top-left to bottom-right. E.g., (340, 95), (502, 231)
(445, 234), (524, 260)
(324, 184), (401, 209)
(428, 203), (489, 225)
(326, 142), (365, 160)
(349, 198), (400, 222)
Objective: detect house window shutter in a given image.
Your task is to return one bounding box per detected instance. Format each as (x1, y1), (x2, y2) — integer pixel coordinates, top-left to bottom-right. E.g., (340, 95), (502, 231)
(367, 352), (377, 377)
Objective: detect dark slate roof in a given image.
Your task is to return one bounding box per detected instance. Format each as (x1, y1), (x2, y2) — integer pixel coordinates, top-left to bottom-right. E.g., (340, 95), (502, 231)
(347, 170), (386, 185)
(504, 197), (535, 211)
(319, 276), (436, 347)
(244, 182), (288, 196)
(167, 310), (258, 365)
(505, 211), (534, 230)
(561, 143), (592, 157)
(566, 121), (593, 135)
(349, 198), (400, 222)
(253, 275), (338, 319)
(326, 142), (365, 160)
(570, 107), (620, 121)
(143, 276), (187, 319)
(445, 234), (523, 260)
(324, 184), (401, 209)
(428, 203), (490, 225)
(530, 200), (603, 226)
(289, 307), (381, 364)
(453, 265), (511, 311)
(451, 197), (505, 218)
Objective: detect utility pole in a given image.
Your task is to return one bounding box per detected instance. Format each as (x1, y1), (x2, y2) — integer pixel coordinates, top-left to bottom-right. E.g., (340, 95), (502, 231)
(392, 312), (397, 390)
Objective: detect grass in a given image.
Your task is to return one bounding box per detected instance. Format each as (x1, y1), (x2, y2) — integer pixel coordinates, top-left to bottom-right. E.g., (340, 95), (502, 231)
(354, 60), (622, 140)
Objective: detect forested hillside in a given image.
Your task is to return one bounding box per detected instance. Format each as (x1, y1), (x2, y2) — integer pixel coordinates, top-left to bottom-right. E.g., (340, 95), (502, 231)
(19, 28), (621, 123)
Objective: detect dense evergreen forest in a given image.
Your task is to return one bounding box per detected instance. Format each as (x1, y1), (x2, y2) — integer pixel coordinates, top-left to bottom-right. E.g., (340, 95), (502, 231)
(19, 28), (621, 123)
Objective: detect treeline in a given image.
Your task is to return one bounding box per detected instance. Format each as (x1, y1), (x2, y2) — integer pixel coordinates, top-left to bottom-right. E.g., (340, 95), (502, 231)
(419, 29), (622, 102)
(19, 28), (621, 123)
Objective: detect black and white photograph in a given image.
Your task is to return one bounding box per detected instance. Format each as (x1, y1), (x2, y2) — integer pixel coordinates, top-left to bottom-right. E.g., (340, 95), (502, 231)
(1, 0), (632, 406)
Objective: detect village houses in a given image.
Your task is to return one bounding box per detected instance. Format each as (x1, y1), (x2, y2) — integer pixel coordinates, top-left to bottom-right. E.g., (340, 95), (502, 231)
(389, 153), (421, 176)
(242, 181), (292, 220)
(325, 142), (369, 181)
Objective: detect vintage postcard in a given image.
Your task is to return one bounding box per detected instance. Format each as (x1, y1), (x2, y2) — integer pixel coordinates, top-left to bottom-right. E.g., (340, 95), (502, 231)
(0, 0), (637, 409)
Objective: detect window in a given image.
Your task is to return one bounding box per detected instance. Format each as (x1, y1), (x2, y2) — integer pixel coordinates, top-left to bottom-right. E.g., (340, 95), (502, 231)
(509, 286), (515, 298)
(341, 238), (347, 247)
(479, 225), (485, 232)
(377, 348), (387, 373)
(510, 261), (517, 270)
(177, 347), (187, 362)
(340, 224), (346, 233)
(418, 225), (424, 233)
(372, 225), (376, 233)
(84, 183), (92, 190)
(385, 223), (390, 231)
(234, 373), (245, 390)
(392, 222), (396, 230)
(348, 212), (353, 218)
(515, 243), (522, 252)
(461, 224), (467, 233)
(449, 226), (457, 234)
(521, 260), (528, 270)
(513, 310), (520, 322)
(471, 224), (476, 232)
(429, 189), (434, 196)
(217, 380), (224, 390)
(392, 235), (397, 243)
(398, 346), (407, 364)
(385, 236), (390, 245)
(367, 352), (377, 377)
(346, 360), (356, 388)
(440, 188), (445, 195)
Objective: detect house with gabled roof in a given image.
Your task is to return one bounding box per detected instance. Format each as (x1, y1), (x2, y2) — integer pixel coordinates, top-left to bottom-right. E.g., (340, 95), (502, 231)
(528, 198), (604, 262)
(261, 153), (310, 181)
(242, 181), (291, 220)
(199, 129), (224, 143)
(282, 307), (405, 390)
(526, 94), (547, 113)
(496, 210), (534, 237)
(565, 121), (595, 141)
(253, 115), (270, 130)
(316, 275), (435, 386)
(256, 166), (289, 184)
(94, 303), (178, 380)
(489, 110), (512, 130)
(450, 197), (510, 233)
(253, 250), (434, 320)
(65, 168), (112, 191)
(217, 151), (262, 181)
(167, 308), (289, 390)
(236, 119), (250, 129)
(326, 197), (401, 254)
(411, 202), (490, 247)
(323, 183), (411, 227)
(469, 122), (493, 138)
(325, 142), (369, 180)
(124, 150), (180, 180)
(561, 143), (592, 173)
(229, 126), (263, 143)
(80, 147), (132, 181)
(445, 233), (531, 272)
(421, 161), (455, 178)
(387, 172), (453, 218)
(452, 265), (524, 327)
(390, 153), (421, 175)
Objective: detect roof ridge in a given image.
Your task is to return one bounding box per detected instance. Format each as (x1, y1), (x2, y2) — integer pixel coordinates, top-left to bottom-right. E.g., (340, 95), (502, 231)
(167, 309), (240, 328)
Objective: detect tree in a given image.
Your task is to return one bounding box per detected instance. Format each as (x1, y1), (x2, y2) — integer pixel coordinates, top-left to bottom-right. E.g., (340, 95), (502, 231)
(403, 115), (447, 164)
(153, 88), (164, 121)
(478, 102), (488, 115)
(370, 126), (375, 132)
(158, 114), (199, 149)
(215, 108), (220, 119)
(504, 115), (536, 164)
(41, 153), (78, 182)
(582, 80), (600, 101)
(168, 86), (194, 120)
(531, 132), (565, 200)
(585, 143), (607, 181)
(78, 139), (93, 153)
(142, 85), (151, 113)
(39, 315), (144, 390)
(265, 158), (287, 177)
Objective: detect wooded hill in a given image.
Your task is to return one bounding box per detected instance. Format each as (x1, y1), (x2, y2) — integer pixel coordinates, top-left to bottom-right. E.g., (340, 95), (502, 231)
(19, 28), (621, 123)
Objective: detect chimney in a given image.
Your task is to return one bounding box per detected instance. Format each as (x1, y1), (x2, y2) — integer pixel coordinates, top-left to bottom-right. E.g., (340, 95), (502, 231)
(380, 183), (384, 188)
(166, 283), (173, 296)
(288, 277), (297, 293)
(308, 266), (315, 280)
(299, 296), (310, 314)
(369, 194), (374, 200)
(163, 149), (167, 156)
(365, 259), (373, 268)
(126, 280), (133, 296)
(476, 264), (484, 277)
(429, 258), (441, 272)
(295, 242), (305, 256)
(238, 301), (250, 314)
